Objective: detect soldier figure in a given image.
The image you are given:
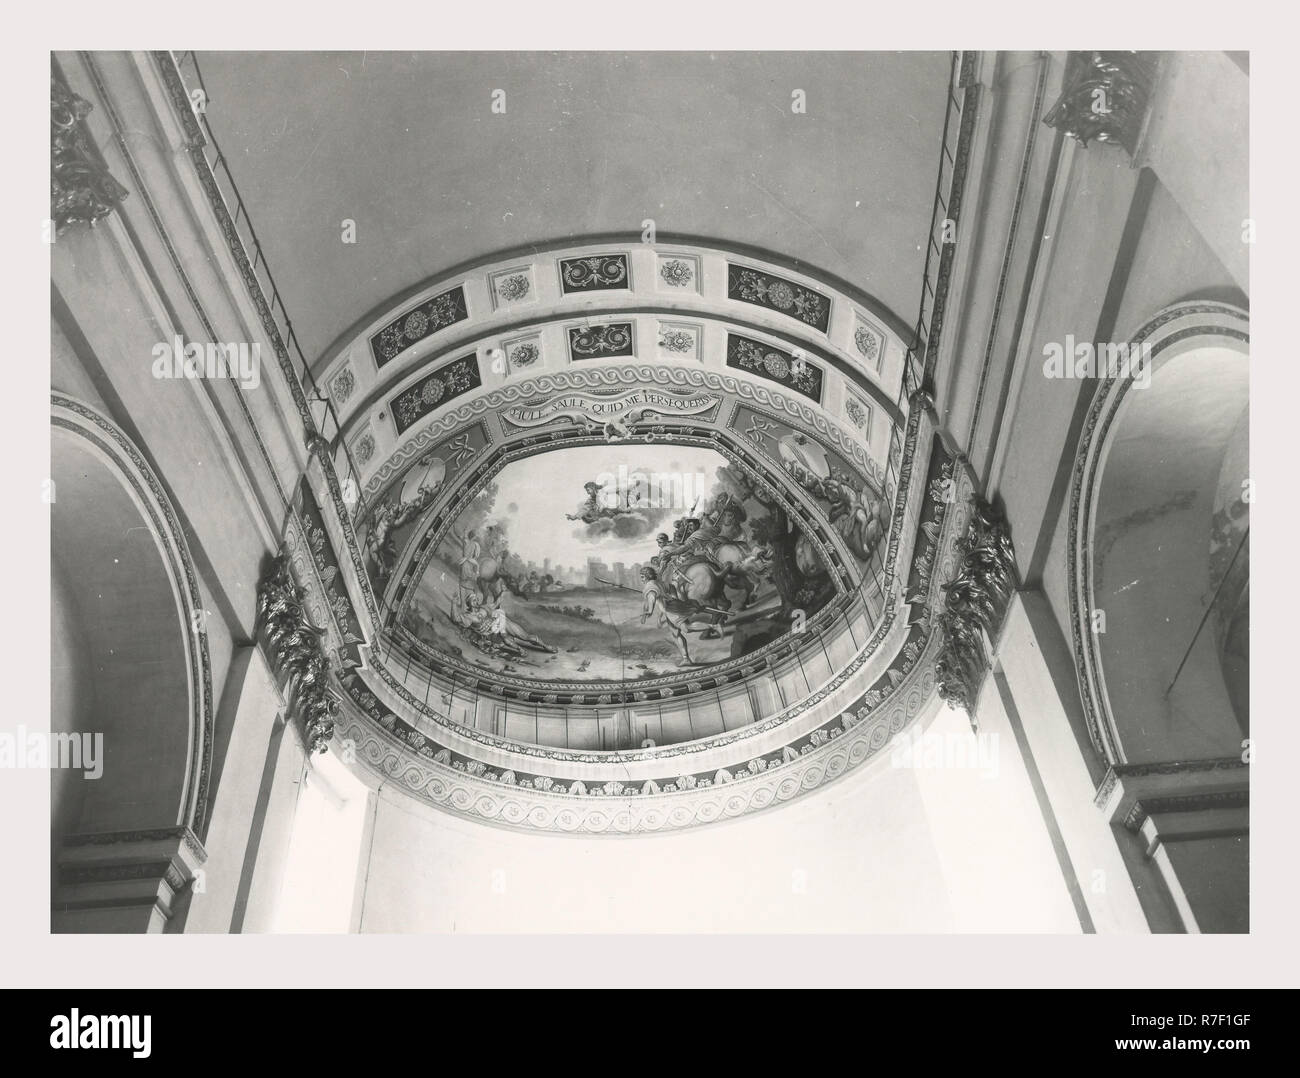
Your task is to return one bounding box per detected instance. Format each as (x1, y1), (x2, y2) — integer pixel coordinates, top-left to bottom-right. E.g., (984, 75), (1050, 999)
(640, 566), (692, 665)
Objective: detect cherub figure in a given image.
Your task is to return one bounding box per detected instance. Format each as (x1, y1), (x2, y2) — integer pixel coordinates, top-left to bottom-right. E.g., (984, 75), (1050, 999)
(566, 480), (635, 524)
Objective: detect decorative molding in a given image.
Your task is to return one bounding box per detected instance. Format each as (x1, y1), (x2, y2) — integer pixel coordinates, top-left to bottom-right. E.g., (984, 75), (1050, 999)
(69, 53), (293, 525)
(499, 388), (718, 433)
(361, 366), (894, 572)
(294, 477), (367, 655)
(311, 235), (920, 523)
(657, 254), (699, 292)
(489, 266), (535, 309)
(1094, 757), (1248, 809)
(64, 825), (207, 861)
(727, 333), (823, 404)
(338, 615), (940, 834)
(933, 492), (1017, 727)
(330, 364), (356, 405)
(149, 52), (319, 444)
(559, 253), (630, 294)
(390, 353), (482, 434)
(1124, 789), (1249, 834)
(728, 265), (830, 333)
(255, 551), (342, 754)
(317, 232), (914, 384)
(362, 366), (880, 498)
(852, 316), (884, 370)
(568, 321), (635, 361)
(843, 394), (872, 440)
(656, 320), (701, 358)
(307, 433), (383, 631)
(352, 425), (376, 467)
(503, 334), (542, 372)
(967, 54), (1049, 451)
(369, 285), (469, 369)
(923, 57), (980, 380)
(354, 409), (933, 766)
(55, 826), (206, 925)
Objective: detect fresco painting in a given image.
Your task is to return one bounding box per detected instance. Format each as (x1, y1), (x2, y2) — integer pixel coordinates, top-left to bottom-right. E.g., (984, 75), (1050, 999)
(398, 445), (848, 683)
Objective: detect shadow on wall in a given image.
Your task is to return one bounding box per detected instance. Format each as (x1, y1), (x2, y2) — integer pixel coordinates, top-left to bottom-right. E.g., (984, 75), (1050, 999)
(50, 431), (194, 887)
(1091, 343), (1248, 763)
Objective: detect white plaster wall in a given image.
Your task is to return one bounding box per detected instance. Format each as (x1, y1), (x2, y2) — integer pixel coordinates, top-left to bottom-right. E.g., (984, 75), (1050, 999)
(994, 596), (1152, 933)
(350, 701), (1081, 934)
(185, 648), (284, 933)
(913, 698), (1083, 933)
(356, 755), (951, 933)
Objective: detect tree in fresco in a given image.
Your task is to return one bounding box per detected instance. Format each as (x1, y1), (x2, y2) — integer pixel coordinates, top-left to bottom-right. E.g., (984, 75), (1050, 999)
(452, 481), (499, 544)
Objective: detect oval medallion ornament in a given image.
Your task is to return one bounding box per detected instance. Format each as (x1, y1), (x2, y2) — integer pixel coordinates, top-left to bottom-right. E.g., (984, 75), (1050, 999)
(660, 258), (694, 287)
(497, 274), (530, 302)
(854, 325), (880, 361)
(421, 377), (445, 405)
(763, 352), (790, 378)
(404, 311), (429, 339)
(510, 342), (540, 367)
(766, 281), (796, 309)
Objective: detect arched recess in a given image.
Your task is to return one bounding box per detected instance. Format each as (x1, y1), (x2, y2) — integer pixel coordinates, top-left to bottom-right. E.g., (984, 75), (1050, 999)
(50, 395), (214, 847)
(1068, 302), (1249, 765)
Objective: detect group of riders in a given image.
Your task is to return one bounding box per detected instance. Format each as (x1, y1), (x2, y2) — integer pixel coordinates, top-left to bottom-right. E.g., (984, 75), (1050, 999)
(640, 494), (774, 664)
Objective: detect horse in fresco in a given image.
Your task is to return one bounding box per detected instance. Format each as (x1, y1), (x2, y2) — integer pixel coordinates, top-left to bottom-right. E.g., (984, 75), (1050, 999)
(659, 532), (769, 637)
(454, 527), (522, 607)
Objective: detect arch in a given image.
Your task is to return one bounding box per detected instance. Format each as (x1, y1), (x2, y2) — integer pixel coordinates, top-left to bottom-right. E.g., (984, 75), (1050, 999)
(316, 402), (961, 835)
(1067, 302), (1249, 764)
(50, 394), (214, 840)
(314, 230), (916, 378)
(318, 238), (914, 498)
(305, 234), (951, 833)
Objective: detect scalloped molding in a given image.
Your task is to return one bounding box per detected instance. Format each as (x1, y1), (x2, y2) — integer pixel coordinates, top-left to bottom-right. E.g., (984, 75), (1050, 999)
(337, 636), (939, 835)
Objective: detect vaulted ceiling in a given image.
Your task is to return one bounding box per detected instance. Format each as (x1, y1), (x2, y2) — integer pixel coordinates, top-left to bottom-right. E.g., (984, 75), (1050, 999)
(194, 51), (950, 364)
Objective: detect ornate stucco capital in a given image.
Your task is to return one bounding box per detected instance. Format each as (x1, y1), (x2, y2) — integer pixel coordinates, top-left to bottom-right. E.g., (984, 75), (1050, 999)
(51, 75), (129, 234)
(256, 550), (340, 754)
(1042, 52), (1157, 157)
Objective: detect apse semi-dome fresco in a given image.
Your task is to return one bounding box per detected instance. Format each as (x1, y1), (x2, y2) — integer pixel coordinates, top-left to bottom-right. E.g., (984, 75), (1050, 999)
(357, 382), (895, 703)
(389, 441), (884, 686)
